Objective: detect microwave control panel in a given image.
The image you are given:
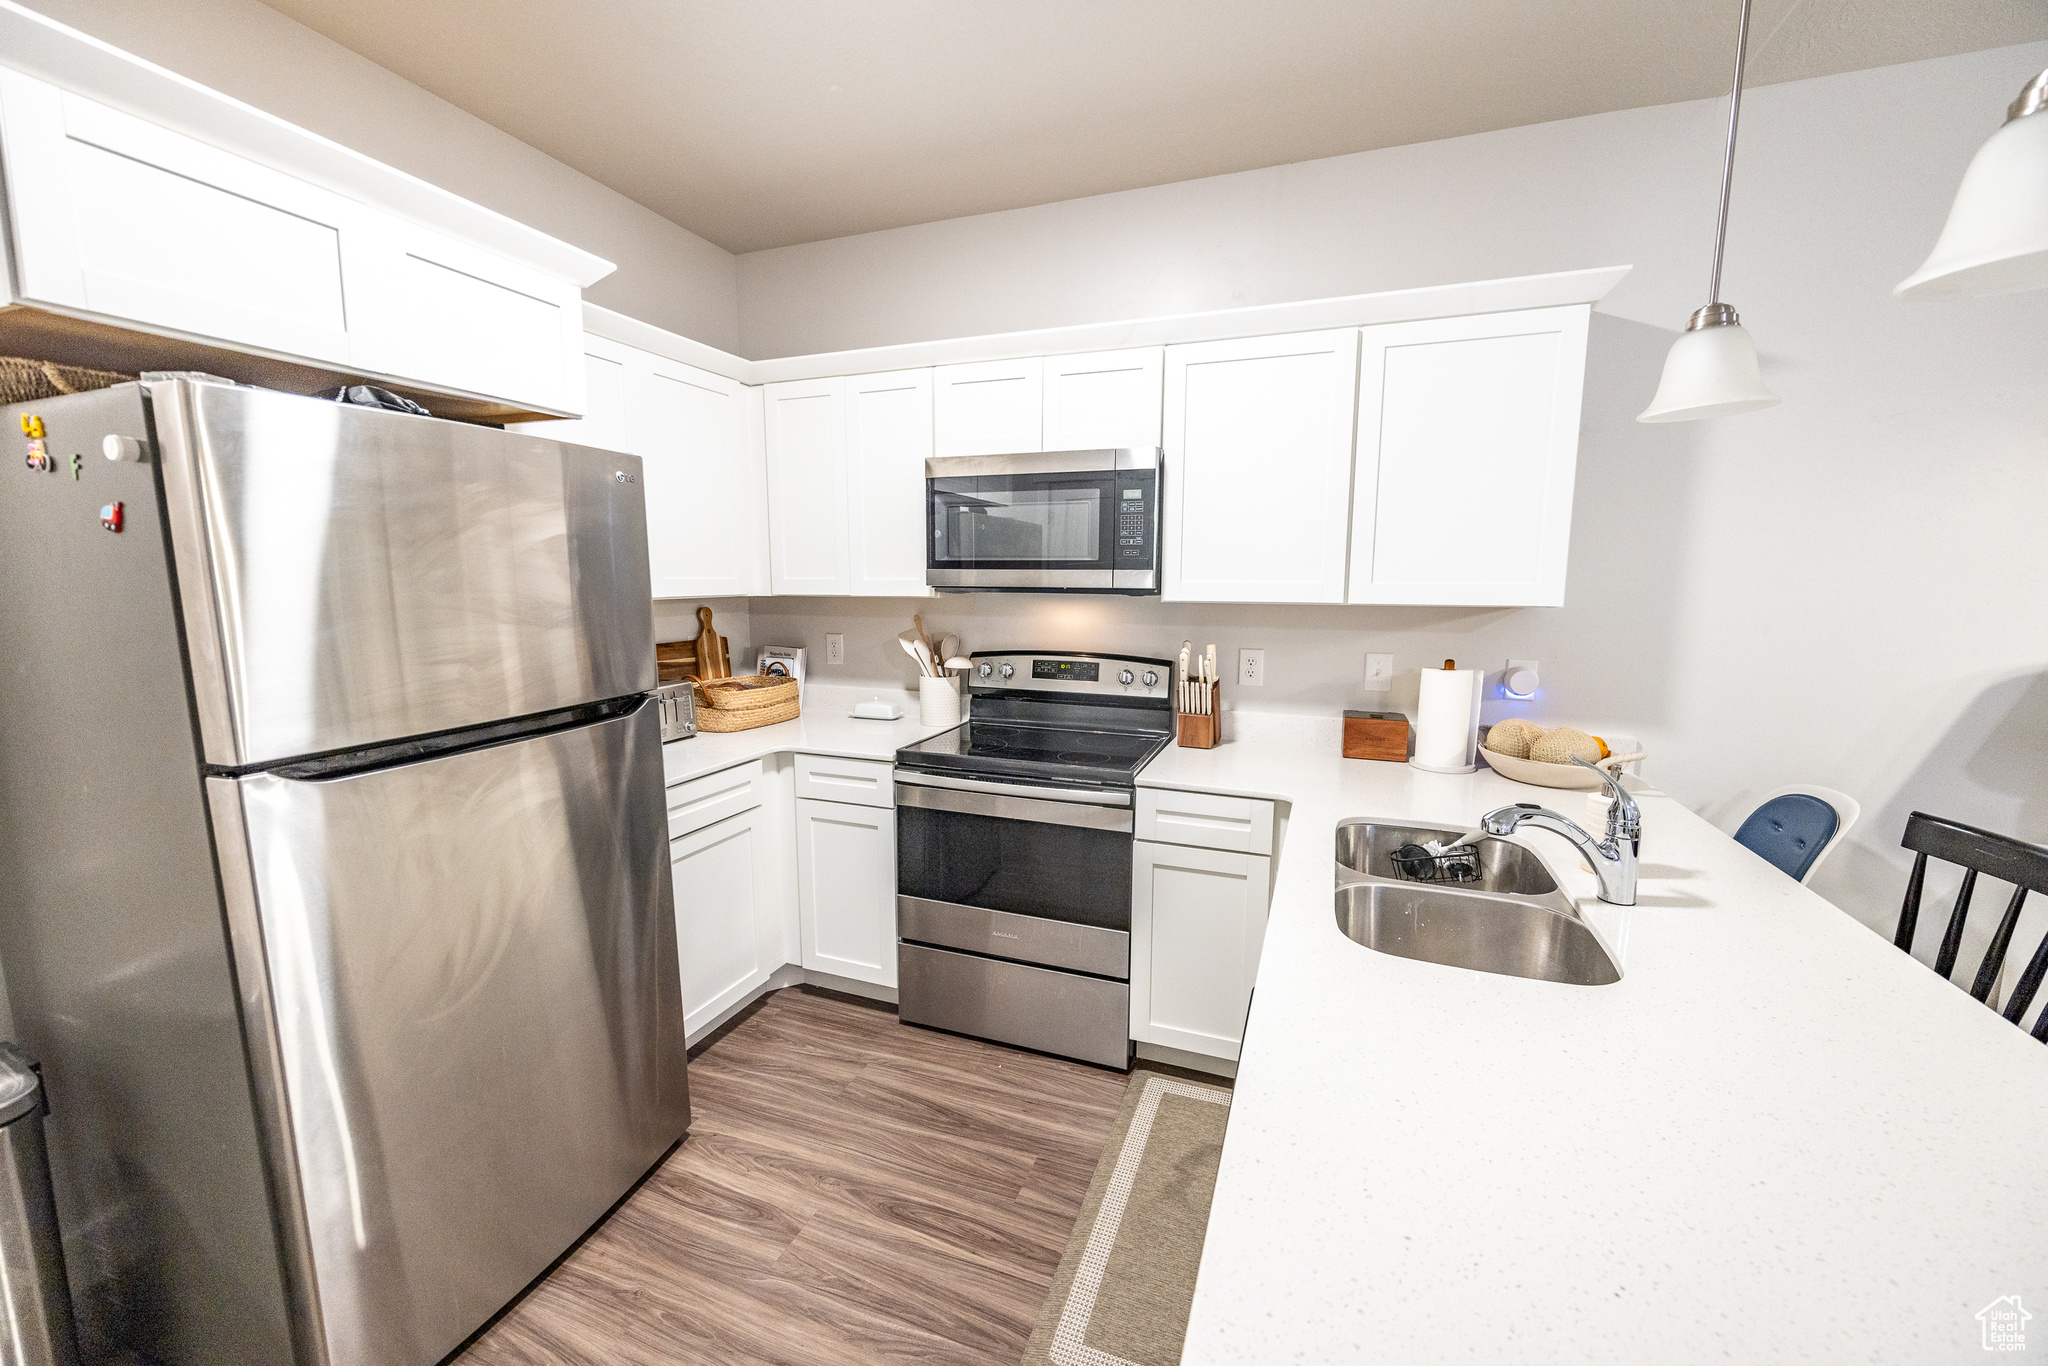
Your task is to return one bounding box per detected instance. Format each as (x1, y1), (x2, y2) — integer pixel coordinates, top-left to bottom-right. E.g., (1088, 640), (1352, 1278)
(1113, 471), (1157, 569)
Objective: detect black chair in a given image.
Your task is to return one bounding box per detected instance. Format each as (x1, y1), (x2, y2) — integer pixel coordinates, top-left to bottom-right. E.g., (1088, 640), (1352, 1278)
(1894, 812), (2048, 1041)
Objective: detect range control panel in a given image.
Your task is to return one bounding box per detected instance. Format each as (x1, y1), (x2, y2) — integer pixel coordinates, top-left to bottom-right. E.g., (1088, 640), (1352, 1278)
(969, 651), (1171, 700)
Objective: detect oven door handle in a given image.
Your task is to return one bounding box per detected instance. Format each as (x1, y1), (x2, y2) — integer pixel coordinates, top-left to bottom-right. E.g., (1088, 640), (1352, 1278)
(891, 769), (1131, 806)
(893, 772), (1134, 832)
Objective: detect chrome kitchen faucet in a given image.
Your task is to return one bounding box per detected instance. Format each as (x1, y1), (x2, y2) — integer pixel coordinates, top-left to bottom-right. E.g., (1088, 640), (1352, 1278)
(1481, 757), (1641, 906)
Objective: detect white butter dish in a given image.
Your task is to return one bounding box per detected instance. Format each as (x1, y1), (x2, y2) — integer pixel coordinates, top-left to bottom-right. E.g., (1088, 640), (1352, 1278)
(851, 699), (903, 720)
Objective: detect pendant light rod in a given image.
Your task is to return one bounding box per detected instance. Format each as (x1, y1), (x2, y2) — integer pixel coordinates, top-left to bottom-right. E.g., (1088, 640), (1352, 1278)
(1706, 0), (1755, 308)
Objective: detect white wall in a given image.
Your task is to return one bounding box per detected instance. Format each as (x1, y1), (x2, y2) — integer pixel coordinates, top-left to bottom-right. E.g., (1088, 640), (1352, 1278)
(735, 44), (2048, 979)
(18, 0), (741, 348)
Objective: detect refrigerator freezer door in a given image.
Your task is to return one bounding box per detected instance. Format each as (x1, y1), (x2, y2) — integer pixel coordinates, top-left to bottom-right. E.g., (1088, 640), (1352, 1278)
(207, 700), (687, 1366)
(152, 379), (657, 767)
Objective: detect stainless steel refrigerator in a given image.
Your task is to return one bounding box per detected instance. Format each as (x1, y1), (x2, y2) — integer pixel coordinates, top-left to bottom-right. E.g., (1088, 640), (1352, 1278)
(0, 378), (689, 1366)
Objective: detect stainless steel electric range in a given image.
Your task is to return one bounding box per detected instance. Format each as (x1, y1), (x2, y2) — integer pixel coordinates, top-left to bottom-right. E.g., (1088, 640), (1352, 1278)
(893, 650), (1175, 1068)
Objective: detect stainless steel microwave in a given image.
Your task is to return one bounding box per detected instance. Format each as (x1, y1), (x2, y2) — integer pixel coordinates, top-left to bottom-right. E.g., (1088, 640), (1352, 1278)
(925, 449), (1162, 594)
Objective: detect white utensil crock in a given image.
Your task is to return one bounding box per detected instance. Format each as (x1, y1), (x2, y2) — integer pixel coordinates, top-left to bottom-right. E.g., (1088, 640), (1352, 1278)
(919, 675), (962, 727)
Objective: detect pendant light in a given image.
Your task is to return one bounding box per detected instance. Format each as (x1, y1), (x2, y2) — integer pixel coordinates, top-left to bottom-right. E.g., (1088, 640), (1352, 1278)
(1894, 69), (2048, 299)
(1639, 0), (1780, 423)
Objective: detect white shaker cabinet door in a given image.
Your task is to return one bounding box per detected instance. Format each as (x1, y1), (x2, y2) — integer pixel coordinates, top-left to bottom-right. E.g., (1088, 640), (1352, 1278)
(1043, 347), (1163, 451)
(670, 806), (777, 1040)
(511, 334), (633, 453)
(637, 356), (769, 599)
(764, 377), (851, 595)
(795, 798), (898, 989)
(1162, 330), (1360, 603)
(1130, 840), (1271, 1062)
(348, 219), (584, 415)
(846, 369), (935, 597)
(933, 358), (1043, 457)
(1350, 306), (1588, 607)
(0, 68), (363, 368)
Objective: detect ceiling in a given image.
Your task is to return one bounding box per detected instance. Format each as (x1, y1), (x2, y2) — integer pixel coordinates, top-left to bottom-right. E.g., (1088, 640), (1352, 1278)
(255, 0), (2043, 254)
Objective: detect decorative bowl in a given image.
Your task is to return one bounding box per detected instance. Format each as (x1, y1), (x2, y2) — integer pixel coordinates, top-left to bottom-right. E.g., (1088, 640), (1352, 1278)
(1480, 747), (1647, 790)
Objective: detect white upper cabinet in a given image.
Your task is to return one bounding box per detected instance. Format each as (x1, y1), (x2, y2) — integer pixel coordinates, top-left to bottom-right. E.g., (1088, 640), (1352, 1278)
(348, 219), (584, 415)
(1163, 329), (1361, 603)
(1349, 306), (1589, 607)
(764, 377), (852, 595)
(636, 356), (768, 599)
(845, 369), (935, 597)
(1042, 347), (1164, 451)
(539, 335), (633, 454)
(0, 68), (363, 368)
(515, 336), (768, 599)
(0, 66), (594, 416)
(933, 357), (1043, 456)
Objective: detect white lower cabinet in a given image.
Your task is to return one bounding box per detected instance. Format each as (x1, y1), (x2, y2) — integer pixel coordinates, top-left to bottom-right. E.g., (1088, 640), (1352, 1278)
(1131, 835), (1273, 1064)
(795, 797), (898, 988)
(670, 806), (778, 1038)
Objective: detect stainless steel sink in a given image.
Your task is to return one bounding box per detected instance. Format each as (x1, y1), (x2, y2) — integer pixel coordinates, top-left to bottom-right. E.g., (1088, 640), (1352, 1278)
(1333, 820), (1619, 986)
(1333, 881), (1620, 986)
(1335, 820), (1559, 896)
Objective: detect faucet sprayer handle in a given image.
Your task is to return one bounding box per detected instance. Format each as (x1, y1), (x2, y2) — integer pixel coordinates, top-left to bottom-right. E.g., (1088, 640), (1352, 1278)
(1570, 755), (1639, 837)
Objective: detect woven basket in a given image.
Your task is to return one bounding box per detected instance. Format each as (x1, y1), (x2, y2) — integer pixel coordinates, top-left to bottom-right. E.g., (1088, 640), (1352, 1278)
(691, 674), (799, 732)
(0, 357), (132, 406)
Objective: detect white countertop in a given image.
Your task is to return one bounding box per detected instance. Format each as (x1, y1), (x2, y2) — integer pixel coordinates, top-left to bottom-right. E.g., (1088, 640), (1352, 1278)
(660, 693), (951, 786)
(1144, 740), (2048, 1364)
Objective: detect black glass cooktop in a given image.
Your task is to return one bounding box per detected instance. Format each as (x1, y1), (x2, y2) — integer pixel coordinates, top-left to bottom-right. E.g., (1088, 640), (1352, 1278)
(896, 721), (1169, 787)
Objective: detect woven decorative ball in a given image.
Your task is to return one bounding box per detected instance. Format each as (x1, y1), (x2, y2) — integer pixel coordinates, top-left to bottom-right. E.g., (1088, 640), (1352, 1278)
(1483, 718), (1543, 759)
(1529, 726), (1604, 765)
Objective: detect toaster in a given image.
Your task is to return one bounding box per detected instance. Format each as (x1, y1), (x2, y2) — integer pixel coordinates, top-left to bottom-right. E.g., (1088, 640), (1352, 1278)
(653, 681), (697, 741)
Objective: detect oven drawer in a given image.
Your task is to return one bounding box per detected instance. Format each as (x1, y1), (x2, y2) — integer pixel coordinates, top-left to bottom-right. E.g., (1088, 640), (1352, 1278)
(898, 896), (1129, 979)
(1136, 787), (1276, 855)
(898, 943), (1130, 1069)
(795, 753), (895, 808)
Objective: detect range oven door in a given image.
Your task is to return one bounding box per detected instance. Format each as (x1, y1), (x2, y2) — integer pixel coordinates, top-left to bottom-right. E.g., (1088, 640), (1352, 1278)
(893, 770), (1134, 1067)
(925, 450), (1159, 593)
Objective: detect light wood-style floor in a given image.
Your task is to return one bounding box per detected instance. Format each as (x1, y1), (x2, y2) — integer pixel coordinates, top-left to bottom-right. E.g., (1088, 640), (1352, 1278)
(452, 986), (1132, 1365)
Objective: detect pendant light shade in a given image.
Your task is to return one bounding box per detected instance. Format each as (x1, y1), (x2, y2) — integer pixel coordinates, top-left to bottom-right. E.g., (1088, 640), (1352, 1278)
(1638, 304), (1779, 422)
(1895, 71), (2048, 300)
(1637, 0), (1779, 425)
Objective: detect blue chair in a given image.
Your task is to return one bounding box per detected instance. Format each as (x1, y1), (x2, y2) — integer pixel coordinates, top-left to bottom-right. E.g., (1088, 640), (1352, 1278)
(1734, 786), (1858, 883)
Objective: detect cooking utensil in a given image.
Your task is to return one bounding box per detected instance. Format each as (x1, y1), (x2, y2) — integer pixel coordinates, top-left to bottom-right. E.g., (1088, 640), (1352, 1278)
(943, 656), (972, 673)
(898, 630), (933, 677)
(938, 634), (959, 665)
(912, 613), (939, 665)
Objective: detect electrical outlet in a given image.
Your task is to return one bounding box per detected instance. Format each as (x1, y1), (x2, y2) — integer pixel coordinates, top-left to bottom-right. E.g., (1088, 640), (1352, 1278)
(1364, 653), (1394, 692)
(825, 633), (845, 665)
(1239, 649), (1265, 686)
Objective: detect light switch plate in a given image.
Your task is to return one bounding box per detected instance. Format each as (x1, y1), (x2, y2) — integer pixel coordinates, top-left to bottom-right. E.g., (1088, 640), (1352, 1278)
(1364, 653), (1394, 692)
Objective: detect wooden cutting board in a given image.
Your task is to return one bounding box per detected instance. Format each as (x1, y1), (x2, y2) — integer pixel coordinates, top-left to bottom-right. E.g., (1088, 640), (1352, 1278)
(695, 605), (730, 680)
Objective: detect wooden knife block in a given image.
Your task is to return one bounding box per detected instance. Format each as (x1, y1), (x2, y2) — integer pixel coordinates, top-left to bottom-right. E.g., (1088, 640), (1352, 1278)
(1177, 682), (1222, 749)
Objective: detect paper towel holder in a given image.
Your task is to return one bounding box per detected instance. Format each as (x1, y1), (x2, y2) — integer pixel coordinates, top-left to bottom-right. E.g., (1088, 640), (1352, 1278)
(1409, 658), (1482, 775)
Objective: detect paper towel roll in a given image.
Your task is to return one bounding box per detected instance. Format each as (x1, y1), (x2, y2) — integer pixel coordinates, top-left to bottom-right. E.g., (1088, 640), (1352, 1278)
(1411, 666), (1482, 774)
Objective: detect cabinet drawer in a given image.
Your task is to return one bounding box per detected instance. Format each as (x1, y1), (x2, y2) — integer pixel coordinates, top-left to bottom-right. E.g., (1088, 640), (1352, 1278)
(794, 753), (895, 808)
(666, 759), (765, 838)
(1136, 787), (1275, 855)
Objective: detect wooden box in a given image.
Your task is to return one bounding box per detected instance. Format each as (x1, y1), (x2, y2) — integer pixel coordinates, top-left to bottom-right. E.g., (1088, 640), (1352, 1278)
(1343, 710), (1410, 762)
(1177, 681), (1222, 749)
